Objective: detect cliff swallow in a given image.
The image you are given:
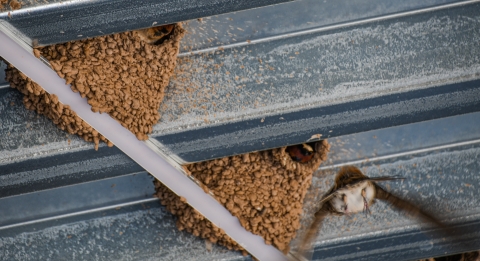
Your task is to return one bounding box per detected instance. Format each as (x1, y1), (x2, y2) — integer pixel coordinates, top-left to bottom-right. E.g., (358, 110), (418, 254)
(293, 165), (460, 260)
(286, 143), (314, 163)
(136, 24), (175, 45)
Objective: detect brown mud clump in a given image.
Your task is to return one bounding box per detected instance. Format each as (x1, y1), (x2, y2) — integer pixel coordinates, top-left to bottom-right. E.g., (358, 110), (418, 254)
(0, 0), (21, 10)
(5, 24), (184, 150)
(154, 140), (330, 255)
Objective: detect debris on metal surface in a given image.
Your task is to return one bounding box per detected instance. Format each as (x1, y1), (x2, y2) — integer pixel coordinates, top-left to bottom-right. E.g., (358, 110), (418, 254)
(0, 0), (480, 260)
(0, 0), (293, 46)
(154, 1), (480, 162)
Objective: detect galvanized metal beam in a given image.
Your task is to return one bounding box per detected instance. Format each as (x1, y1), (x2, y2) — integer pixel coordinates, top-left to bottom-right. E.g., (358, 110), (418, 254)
(0, 0), (294, 46)
(1, 0), (480, 197)
(154, 0), (480, 162)
(1, 0), (480, 259)
(1, 112), (479, 260)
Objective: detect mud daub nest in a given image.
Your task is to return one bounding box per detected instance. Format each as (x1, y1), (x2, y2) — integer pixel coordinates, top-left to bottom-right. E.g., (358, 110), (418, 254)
(4, 24), (184, 150)
(154, 140), (330, 255)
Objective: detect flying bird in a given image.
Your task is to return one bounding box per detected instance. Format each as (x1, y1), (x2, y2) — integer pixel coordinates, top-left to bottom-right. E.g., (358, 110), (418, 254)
(291, 165), (458, 260)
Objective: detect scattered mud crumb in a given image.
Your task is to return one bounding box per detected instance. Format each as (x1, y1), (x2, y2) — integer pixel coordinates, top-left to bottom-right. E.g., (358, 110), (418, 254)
(154, 140), (330, 254)
(205, 239), (212, 252)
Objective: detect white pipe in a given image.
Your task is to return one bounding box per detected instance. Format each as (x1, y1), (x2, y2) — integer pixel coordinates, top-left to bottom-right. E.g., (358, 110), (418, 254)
(0, 29), (288, 261)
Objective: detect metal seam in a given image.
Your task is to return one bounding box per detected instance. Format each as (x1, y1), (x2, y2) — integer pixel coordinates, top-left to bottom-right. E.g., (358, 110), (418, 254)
(0, 198), (159, 231)
(178, 0), (480, 57)
(2, 135), (478, 235)
(320, 138), (480, 170)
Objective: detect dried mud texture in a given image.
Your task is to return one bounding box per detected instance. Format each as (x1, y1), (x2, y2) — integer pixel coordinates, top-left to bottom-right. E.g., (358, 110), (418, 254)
(0, 0), (21, 10)
(0, 0), (7, 10)
(154, 140), (330, 254)
(5, 66), (112, 149)
(5, 25), (184, 149)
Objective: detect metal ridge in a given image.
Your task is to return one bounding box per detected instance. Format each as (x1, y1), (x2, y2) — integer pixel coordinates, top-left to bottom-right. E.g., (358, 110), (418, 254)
(2, 134), (479, 233)
(179, 0), (480, 56)
(155, 79), (480, 162)
(153, 1), (480, 163)
(1, 112), (479, 260)
(2, 0), (480, 199)
(320, 138), (480, 170)
(0, 198), (159, 231)
(0, 0), (294, 47)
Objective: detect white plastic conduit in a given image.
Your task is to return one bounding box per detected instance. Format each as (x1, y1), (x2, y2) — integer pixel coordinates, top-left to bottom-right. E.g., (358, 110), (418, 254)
(0, 29), (289, 261)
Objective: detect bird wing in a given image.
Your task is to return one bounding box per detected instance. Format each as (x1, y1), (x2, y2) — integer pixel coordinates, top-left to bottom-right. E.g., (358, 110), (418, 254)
(295, 205), (331, 260)
(373, 184), (480, 249)
(374, 184), (446, 228)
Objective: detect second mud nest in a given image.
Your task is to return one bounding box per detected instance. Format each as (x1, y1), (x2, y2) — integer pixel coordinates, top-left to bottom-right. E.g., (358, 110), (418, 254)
(154, 140), (330, 254)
